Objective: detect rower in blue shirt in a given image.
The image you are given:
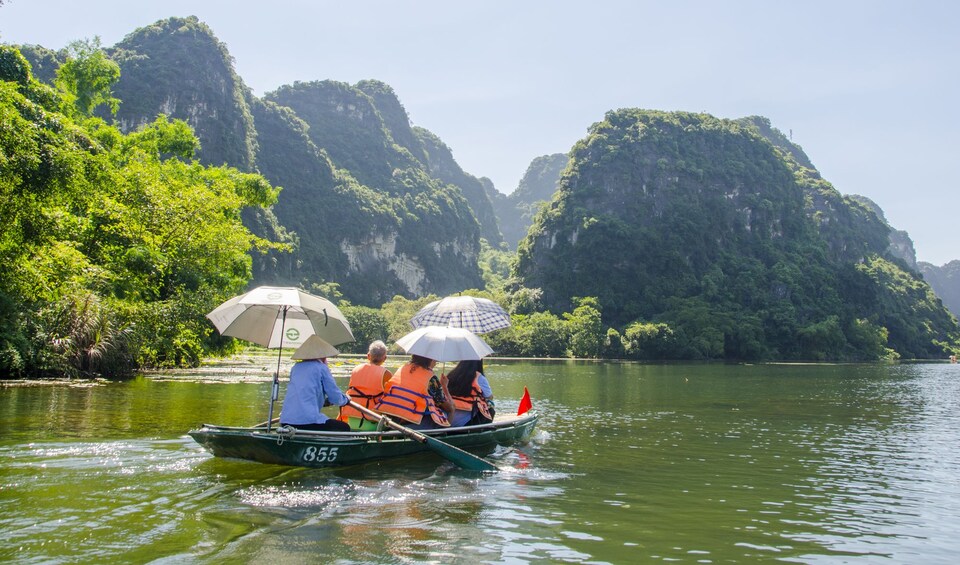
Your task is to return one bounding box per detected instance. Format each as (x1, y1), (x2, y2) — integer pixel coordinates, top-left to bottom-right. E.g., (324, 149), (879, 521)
(279, 335), (351, 431)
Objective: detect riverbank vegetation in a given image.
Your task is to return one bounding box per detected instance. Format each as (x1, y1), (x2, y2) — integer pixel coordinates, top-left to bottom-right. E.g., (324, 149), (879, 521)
(1, 43), (280, 378)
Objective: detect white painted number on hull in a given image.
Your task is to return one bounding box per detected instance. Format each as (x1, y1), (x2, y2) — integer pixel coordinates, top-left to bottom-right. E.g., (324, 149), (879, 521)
(302, 446), (339, 463)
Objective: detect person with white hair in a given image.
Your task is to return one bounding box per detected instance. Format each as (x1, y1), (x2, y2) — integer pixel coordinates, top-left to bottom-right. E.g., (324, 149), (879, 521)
(338, 340), (393, 430)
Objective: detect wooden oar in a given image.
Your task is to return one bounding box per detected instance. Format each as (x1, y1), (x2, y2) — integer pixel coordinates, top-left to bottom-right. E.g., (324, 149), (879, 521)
(252, 417), (280, 428)
(348, 401), (497, 472)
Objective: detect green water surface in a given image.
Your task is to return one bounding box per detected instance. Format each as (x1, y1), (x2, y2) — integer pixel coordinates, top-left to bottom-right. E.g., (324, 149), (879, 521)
(2, 360), (959, 563)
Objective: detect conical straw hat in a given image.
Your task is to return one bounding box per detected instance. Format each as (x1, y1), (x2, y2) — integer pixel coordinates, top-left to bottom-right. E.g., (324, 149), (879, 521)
(291, 335), (339, 360)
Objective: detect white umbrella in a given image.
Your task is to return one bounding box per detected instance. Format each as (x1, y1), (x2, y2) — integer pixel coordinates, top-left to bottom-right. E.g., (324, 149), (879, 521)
(410, 295), (511, 334)
(206, 286), (354, 430)
(396, 326), (494, 362)
(207, 286), (354, 347)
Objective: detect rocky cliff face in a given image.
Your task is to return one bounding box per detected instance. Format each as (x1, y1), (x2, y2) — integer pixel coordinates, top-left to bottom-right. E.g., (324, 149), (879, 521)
(516, 109), (958, 359)
(847, 195), (918, 271)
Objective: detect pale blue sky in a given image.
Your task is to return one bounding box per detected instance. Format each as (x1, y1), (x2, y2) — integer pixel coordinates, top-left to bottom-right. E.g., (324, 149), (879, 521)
(3, 1), (957, 264)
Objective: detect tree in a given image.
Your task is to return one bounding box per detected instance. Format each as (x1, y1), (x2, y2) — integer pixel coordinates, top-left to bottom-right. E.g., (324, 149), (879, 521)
(54, 37), (120, 117)
(622, 321), (675, 359)
(798, 316), (846, 360)
(341, 305), (390, 354)
(565, 297), (604, 358)
(0, 48), (282, 375)
(0, 45), (31, 85)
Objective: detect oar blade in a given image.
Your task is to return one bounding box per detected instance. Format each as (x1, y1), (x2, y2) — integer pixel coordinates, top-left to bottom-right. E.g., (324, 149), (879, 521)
(424, 436), (498, 472)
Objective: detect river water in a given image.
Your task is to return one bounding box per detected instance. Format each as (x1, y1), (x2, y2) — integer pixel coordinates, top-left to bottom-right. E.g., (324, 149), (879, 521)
(1, 359), (959, 563)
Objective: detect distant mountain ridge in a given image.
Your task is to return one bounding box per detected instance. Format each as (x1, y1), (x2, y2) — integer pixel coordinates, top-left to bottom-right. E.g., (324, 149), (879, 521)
(919, 261), (960, 319)
(489, 153), (569, 249)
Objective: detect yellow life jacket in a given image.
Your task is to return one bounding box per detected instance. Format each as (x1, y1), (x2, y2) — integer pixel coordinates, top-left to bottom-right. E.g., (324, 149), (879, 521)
(375, 363), (450, 427)
(338, 363), (388, 422)
(450, 373), (493, 421)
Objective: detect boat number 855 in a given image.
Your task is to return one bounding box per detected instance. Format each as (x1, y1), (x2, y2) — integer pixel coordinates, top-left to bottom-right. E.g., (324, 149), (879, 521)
(302, 446), (339, 462)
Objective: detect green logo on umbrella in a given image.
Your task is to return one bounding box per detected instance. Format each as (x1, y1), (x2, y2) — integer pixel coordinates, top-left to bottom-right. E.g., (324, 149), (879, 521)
(286, 328), (301, 341)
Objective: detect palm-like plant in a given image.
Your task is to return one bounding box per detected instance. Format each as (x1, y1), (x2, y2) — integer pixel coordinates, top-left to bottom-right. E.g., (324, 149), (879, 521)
(44, 293), (132, 378)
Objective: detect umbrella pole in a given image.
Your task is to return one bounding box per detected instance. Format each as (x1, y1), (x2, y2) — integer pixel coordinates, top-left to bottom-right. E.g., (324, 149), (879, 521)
(266, 307), (287, 432)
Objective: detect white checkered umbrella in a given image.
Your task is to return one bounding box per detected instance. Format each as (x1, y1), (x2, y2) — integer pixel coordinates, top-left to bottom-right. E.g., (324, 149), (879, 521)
(410, 295), (511, 334)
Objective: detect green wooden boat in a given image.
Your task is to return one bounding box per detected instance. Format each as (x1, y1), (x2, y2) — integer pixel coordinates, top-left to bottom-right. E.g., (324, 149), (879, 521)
(189, 412), (539, 469)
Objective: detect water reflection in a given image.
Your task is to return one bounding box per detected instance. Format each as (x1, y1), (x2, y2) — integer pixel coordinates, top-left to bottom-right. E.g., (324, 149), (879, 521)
(190, 435), (574, 562)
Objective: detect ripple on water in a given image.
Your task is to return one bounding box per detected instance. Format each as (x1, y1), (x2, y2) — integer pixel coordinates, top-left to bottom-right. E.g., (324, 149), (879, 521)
(0, 437), (222, 563)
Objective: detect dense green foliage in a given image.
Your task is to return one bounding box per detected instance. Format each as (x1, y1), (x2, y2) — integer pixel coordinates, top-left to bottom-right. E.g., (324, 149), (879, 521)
(515, 110), (960, 360)
(0, 45), (279, 377)
(55, 38), (121, 117)
(11, 44), (63, 85)
(339, 304), (390, 355)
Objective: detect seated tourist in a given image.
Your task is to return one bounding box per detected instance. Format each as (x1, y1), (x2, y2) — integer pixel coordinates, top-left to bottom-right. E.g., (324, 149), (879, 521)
(338, 340), (393, 430)
(375, 354), (454, 430)
(446, 359), (495, 427)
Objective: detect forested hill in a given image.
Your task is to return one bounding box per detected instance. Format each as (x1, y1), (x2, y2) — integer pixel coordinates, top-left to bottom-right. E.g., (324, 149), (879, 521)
(489, 153), (569, 249)
(516, 110), (959, 360)
(23, 16), (495, 305)
(107, 18), (258, 171)
(259, 78), (484, 302)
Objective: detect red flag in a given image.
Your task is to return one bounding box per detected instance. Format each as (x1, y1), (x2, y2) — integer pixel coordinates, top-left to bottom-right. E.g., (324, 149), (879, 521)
(517, 387), (532, 416)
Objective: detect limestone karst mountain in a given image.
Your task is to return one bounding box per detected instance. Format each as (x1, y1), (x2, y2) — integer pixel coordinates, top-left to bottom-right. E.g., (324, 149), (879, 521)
(60, 16), (493, 304)
(516, 110), (957, 359)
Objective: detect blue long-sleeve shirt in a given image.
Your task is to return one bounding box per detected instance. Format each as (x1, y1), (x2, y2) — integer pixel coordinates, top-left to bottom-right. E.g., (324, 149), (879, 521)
(279, 359), (350, 425)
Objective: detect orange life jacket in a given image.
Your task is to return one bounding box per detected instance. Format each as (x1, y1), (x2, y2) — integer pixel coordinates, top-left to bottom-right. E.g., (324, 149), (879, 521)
(338, 363), (388, 422)
(375, 363), (450, 427)
(450, 373), (493, 421)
